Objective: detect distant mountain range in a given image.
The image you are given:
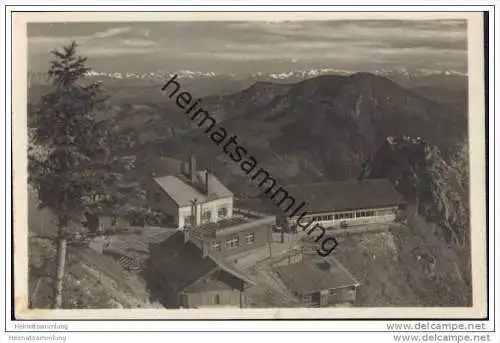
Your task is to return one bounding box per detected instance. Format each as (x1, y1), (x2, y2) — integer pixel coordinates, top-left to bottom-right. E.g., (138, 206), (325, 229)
(28, 68), (467, 90)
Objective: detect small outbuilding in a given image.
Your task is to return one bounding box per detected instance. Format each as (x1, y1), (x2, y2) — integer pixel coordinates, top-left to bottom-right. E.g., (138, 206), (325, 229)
(274, 258), (360, 307)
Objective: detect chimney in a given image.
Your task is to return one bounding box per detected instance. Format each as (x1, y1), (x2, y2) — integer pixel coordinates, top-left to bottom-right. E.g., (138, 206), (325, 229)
(191, 198), (199, 227)
(189, 156), (197, 183)
(205, 170), (209, 195)
(202, 240), (208, 258)
(181, 161), (188, 178)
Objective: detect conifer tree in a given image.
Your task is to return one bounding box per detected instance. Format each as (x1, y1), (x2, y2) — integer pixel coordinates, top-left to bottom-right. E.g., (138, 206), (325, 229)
(29, 41), (120, 308)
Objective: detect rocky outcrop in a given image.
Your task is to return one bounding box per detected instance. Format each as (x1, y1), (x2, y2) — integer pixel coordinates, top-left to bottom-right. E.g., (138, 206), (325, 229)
(361, 136), (469, 246)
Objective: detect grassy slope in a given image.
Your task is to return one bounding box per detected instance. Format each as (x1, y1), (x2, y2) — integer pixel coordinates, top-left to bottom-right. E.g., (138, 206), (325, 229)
(333, 206), (471, 307)
(28, 190), (153, 309)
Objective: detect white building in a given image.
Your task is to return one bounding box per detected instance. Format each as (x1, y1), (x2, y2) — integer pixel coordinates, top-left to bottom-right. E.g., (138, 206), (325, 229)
(146, 156), (234, 230)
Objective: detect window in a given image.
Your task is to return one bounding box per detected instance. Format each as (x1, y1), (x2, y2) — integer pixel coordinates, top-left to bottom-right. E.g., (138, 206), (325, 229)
(185, 215), (194, 226)
(245, 232), (255, 244)
(218, 207), (228, 218)
(111, 216), (117, 226)
(335, 212), (355, 220)
(356, 211), (376, 218)
(327, 215), (333, 220)
(214, 294), (220, 305)
(201, 211), (212, 223)
(329, 289), (336, 295)
(211, 240), (221, 251)
(226, 235), (239, 249)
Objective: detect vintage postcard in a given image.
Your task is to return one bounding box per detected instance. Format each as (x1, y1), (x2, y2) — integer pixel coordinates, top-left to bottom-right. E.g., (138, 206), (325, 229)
(12, 11), (487, 320)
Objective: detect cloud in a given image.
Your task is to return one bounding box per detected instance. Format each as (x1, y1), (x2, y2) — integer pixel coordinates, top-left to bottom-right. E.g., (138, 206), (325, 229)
(119, 39), (158, 47)
(93, 27), (132, 38)
(82, 46), (158, 56)
(27, 20), (468, 73)
(139, 28), (151, 37)
(28, 36), (73, 45)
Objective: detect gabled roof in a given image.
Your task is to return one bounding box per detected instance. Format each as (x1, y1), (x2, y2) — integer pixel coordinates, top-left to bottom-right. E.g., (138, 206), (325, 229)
(149, 232), (254, 294)
(285, 178), (404, 214)
(153, 170), (233, 207)
(274, 259), (359, 295)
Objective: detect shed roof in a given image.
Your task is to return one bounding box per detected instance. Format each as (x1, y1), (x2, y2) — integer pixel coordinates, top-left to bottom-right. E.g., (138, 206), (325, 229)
(274, 259), (359, 295)
(285, 178), (404, 214)
(153, 170), (233, 207)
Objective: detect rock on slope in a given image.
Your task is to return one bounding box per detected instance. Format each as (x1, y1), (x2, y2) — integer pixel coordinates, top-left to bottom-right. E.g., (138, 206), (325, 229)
(361, 135), (470, 246)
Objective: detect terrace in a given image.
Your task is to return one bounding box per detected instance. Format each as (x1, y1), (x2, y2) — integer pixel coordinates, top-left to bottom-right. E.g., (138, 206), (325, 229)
(185, 207), (276, 240)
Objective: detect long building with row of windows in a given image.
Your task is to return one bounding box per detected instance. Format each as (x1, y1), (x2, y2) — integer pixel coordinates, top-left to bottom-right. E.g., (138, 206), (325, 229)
(277, 179), (405, 231)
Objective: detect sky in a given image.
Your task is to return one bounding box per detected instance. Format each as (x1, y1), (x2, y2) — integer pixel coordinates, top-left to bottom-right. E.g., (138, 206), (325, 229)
(27, 20), (468, 74)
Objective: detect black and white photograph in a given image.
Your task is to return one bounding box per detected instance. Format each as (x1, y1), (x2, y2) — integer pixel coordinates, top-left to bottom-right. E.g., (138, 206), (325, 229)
(13, 11), (488, 321)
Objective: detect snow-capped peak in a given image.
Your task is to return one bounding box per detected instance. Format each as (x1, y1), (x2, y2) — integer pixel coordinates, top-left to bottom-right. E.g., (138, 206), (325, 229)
(27, 68), (467, 86)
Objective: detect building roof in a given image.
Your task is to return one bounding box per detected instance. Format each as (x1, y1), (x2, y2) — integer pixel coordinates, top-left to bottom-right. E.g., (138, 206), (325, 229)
(184, 278), (234, 293)
(274, 259), (359, 295)
(153, 170), (233, 207)
(149, 231), (254, 294)
(149, 231), (218, 293)
(285, 178), (404, 214)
